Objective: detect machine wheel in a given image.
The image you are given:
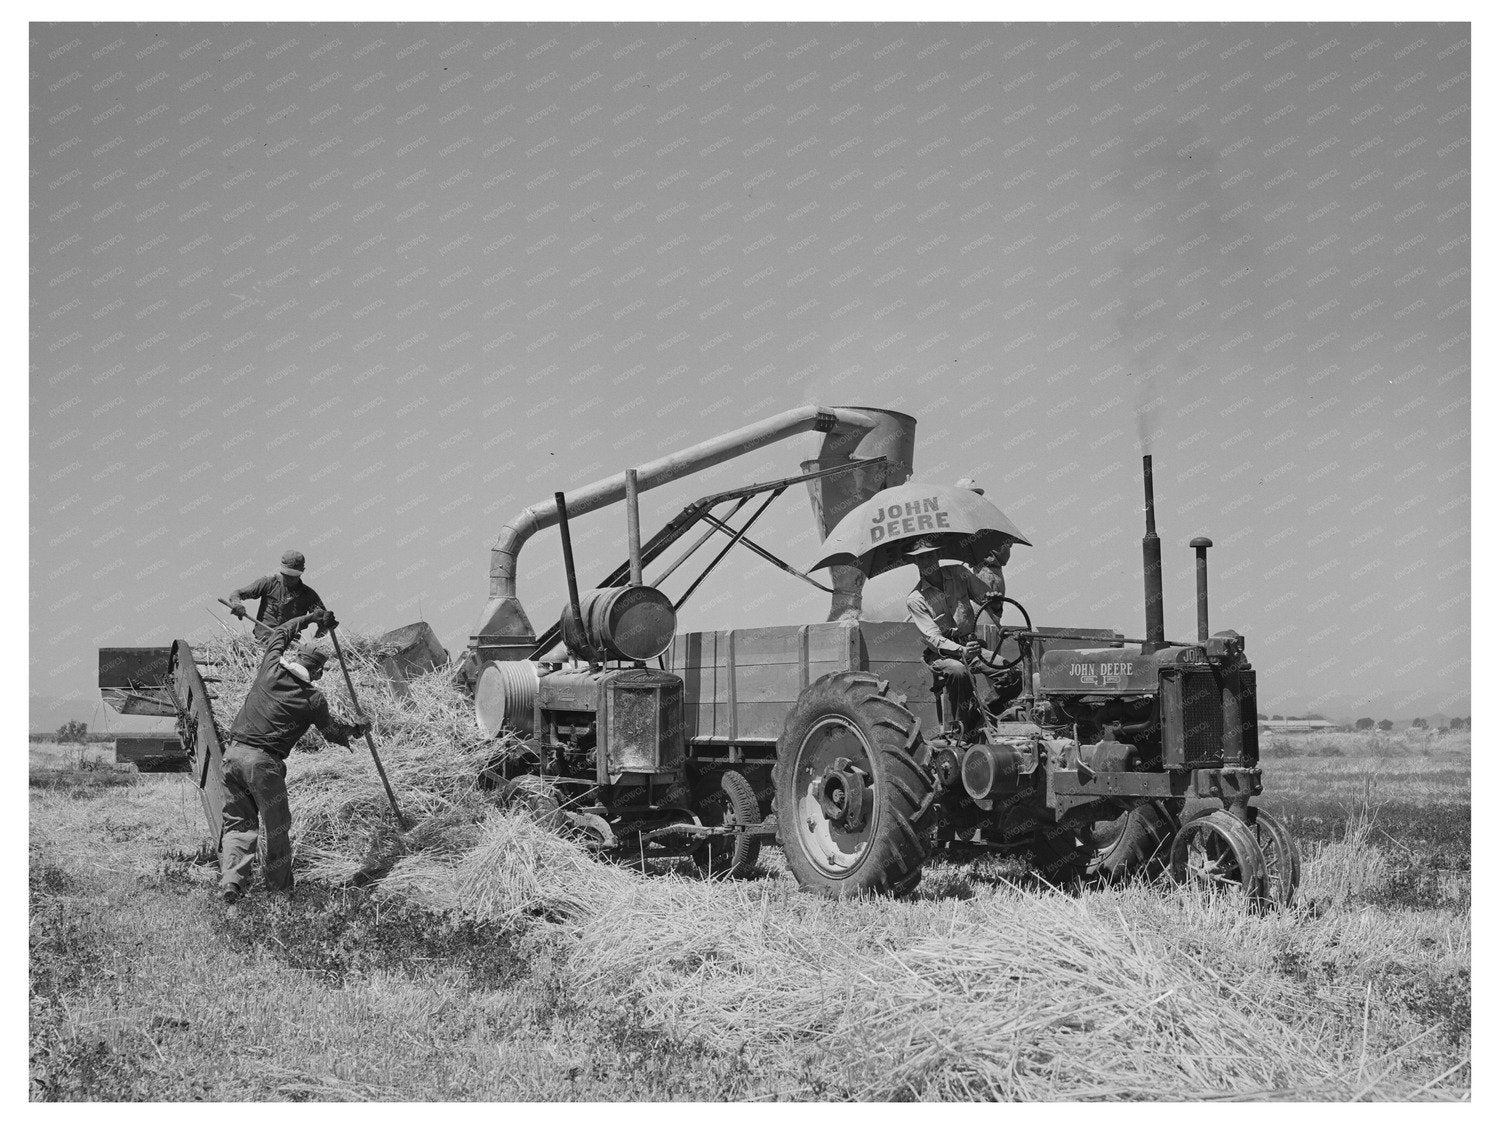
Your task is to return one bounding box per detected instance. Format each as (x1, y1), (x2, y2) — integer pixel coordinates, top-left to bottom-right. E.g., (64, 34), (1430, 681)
(1027, 822), (1094, 887)
(774, 672), (935, 898)
(692, 769), (762, 879)
(1168, 809), (1269, 903)
(1248, 809), (1301, 908)
(496, 775), (564, 830)
(1087, 801), (1178, 883)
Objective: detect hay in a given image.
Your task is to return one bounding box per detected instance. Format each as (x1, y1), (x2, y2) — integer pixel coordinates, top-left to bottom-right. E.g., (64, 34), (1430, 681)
(197, 631), (507, 883)
(198, 630), (1468, 1099)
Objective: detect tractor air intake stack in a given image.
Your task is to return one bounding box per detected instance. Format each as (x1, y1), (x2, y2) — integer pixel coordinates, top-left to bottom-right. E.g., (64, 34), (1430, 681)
(1141, 455), (1167, 654)
(1191, 537), (1213, 643)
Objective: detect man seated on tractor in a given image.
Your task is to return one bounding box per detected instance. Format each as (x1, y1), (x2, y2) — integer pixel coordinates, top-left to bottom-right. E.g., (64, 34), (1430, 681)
(904, 537), (1022, 727)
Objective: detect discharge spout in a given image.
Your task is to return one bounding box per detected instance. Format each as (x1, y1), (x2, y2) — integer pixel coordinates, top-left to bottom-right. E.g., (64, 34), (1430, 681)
(470, 406), (916, 662)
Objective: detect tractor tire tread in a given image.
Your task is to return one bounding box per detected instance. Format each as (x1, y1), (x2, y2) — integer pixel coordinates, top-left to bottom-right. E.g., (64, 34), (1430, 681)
(774, 671), (935, 899)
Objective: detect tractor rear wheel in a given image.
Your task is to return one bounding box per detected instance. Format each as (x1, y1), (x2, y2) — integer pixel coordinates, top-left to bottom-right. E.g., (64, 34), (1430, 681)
(1087, 801), (1178, 883)
(774, 672), (935, 898)
(692, 769), (762, 879)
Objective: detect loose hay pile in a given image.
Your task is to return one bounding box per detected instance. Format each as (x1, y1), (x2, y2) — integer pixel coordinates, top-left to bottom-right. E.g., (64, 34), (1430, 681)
(202, 631), (501, 881)
(197, 630), (1468, 1100)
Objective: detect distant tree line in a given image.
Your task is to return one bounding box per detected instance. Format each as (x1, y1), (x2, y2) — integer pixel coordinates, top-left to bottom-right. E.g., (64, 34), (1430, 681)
(1248, 714), (1470, 732)
(1350, 716), (1468, 732)
(31, 722), (115, 744)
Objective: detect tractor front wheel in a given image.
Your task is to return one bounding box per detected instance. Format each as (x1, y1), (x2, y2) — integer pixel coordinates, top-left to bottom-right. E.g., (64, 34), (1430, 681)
(774, 672), (935, 898)
(1087, 800), (1178, 883)
(1168, 809), (1269, 902)
(692, 769), (762, 879)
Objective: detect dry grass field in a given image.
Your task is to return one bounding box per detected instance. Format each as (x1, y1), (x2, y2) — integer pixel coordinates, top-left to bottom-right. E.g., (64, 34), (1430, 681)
(29, 650), (1470, 1101)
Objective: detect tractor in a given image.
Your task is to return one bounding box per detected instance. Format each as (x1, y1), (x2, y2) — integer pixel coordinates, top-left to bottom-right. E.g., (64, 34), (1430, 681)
(465, 407), (1298, 906)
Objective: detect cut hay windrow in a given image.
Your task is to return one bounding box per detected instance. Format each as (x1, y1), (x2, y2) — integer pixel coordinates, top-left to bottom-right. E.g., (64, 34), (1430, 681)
(196, 629), (1468, 1100)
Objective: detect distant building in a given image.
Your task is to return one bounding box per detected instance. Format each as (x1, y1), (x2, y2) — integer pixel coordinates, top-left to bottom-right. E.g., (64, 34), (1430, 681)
(1258, 718), (1337, 734)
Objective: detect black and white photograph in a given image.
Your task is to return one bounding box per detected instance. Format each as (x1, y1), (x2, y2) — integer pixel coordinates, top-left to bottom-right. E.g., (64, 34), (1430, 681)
(27, 9), (1474, 1102)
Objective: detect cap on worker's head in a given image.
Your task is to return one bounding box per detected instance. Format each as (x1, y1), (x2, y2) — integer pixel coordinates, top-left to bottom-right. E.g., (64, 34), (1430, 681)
(906, 537), (944, 558)
(279, 549), (306, 576)
(955, 477), (985, 495)
(292, 643), (329, 674)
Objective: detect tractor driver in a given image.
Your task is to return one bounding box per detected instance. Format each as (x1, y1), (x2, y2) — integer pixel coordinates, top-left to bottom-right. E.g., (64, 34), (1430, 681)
(904, 537), (1021, 718)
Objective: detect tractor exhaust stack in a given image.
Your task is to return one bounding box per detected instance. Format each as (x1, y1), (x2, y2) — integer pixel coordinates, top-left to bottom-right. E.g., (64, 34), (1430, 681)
(1141, 455), (1167, 654)
(625, 468), (644, 587)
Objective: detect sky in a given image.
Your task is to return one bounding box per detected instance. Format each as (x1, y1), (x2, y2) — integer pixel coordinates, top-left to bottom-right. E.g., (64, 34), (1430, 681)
(29, 21), (1470, 729)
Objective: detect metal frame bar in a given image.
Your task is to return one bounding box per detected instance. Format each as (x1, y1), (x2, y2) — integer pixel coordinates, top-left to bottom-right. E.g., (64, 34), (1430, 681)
(699, 512), (834, 594)
(653, 497), (751, 585)
(673, 489), (782, 611)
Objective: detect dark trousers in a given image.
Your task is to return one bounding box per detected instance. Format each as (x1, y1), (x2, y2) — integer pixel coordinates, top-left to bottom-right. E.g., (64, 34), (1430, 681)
(219, 742), (293, 893)
(929, 655), (1020, 715)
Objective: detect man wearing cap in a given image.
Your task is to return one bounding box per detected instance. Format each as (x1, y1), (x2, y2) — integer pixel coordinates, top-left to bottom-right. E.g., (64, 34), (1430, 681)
(218, 608), (367, 904)
(905, 537), (1019, 718)
(225, 550), (326, 633)
(956, 477), (1009, 598)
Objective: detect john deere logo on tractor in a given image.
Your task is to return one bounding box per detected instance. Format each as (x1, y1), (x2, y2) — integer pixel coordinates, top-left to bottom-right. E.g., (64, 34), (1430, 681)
(869, 497), (952, 542)
(1070, 661), (1135, 687)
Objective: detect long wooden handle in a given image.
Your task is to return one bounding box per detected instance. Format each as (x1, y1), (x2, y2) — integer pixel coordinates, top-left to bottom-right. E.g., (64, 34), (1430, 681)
(215, 598), (270, 639)
(328, 626), (407, 829)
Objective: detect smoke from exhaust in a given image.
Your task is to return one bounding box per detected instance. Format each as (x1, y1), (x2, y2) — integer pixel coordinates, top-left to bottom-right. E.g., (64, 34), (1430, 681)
(1133, 370), (1161, 455)
(1103, 123), (1255, 458)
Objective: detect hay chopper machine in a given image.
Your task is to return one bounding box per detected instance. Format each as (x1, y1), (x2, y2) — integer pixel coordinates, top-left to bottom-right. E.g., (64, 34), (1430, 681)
(460, 406), (1299, 905)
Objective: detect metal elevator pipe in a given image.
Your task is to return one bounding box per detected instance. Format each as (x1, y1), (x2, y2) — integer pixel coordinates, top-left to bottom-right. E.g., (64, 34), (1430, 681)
(470, 406), (915, 653)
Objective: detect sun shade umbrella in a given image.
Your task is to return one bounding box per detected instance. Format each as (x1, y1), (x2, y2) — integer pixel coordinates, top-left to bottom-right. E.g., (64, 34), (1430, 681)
(809, 481), (1032, 578)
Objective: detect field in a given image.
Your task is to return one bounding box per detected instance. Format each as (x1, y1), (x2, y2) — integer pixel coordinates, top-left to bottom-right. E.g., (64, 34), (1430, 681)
(30, 727), (1470, 1101)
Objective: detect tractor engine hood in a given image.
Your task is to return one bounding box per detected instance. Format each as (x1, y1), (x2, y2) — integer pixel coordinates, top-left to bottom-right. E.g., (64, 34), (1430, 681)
(1038, 644), (1217, 695)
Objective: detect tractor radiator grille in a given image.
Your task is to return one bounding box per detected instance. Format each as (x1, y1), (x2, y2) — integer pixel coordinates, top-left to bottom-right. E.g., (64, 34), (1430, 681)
(1161, 668), (1258, 769)
(603, 670), (683, 776)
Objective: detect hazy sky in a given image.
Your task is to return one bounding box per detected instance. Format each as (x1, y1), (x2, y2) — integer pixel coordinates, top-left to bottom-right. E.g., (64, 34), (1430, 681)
(29, 21), (1469, 726)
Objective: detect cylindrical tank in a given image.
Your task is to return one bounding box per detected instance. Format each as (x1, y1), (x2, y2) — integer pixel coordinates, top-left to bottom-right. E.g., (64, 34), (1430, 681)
(475, 659), (540, 737)
(562, 586), (677, 663)
(961, 742), (1025, 801)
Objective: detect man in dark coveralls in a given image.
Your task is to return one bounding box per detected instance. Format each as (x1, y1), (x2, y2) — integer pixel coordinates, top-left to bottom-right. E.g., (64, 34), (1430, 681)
(225, 549), (326, 631)
(218, 609), (367, 903)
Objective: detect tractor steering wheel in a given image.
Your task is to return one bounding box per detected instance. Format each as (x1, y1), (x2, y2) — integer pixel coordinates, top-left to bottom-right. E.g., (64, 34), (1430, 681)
(976, 596), (1033, 671)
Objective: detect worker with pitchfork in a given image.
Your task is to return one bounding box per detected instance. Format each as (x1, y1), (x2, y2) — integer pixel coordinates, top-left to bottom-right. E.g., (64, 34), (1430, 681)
(217, 609), (367, 905)
(225, 550), (327, 633)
